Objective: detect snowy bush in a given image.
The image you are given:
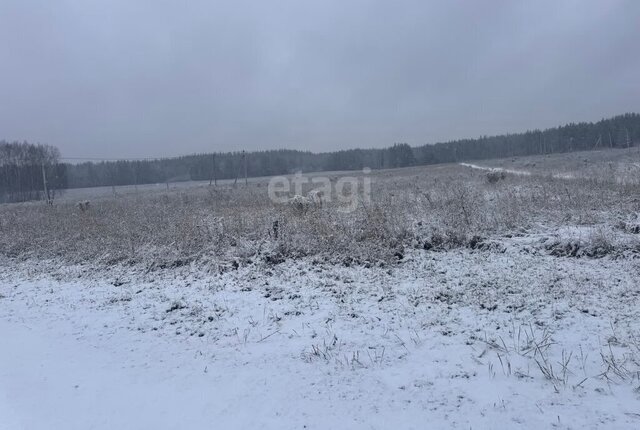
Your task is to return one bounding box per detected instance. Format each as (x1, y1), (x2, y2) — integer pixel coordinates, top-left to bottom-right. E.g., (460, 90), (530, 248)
(486, 170), (505, 183)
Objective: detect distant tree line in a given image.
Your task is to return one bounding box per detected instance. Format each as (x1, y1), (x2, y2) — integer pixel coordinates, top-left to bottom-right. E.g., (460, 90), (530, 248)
(64, 149), (331, 189)
(0, 141), (66, 203)
(1, 113), (639, 202)
(412, 112), (640, 166)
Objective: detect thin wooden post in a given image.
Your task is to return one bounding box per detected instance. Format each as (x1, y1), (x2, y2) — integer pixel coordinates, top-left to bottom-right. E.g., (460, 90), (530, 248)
(41, 163), (51, 204)
(243, 150), (248, 186)
(210, 153), (217, 186)
(626, 128), (631, 148)
(134, 163), (138, 193)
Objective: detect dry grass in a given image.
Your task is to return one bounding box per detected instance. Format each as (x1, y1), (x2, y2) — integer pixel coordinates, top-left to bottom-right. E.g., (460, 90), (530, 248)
(1, 161), (638, 268)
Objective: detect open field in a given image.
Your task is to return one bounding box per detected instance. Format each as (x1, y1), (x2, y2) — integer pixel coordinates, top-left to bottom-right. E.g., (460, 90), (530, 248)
(2, 147), (640, 267)
(1, 148), (640, 429)
(473, 147), (640, 185)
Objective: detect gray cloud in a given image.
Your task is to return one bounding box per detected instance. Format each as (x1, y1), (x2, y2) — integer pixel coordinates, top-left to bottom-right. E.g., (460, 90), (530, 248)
(1, 0), (638, 158)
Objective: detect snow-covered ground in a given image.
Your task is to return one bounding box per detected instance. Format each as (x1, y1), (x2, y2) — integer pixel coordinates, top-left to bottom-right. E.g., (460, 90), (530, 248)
(2, 234), (639, 429)
(460, 162), (578, 180)
(461, 147), (640, 185)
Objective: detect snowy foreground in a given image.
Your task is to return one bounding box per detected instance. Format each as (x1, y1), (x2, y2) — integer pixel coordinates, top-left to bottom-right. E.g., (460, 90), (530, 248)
(1, 236), (640, 429)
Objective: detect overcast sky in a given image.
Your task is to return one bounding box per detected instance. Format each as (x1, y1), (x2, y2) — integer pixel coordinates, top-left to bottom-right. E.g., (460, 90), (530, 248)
(1, 0), (638, 158)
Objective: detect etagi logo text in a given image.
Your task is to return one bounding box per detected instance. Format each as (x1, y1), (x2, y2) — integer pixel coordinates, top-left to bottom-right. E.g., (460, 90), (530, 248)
(267, 168), (372, 213)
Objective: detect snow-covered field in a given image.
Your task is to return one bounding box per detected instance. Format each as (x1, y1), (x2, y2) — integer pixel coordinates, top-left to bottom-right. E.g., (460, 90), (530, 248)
(473, 147), (640, 186)
(2, 236), (640, 429)
(2, 151), (640, 429)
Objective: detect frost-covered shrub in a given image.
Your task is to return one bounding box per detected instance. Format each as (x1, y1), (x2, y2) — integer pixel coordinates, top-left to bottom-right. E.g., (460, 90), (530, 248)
(288, 194), (313, 215)
(486, 170), (505, 184)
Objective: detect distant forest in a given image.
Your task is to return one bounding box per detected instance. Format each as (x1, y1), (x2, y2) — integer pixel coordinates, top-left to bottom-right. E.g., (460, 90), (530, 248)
(1, 113), (639, 203)
(0, 142), (67, 203)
